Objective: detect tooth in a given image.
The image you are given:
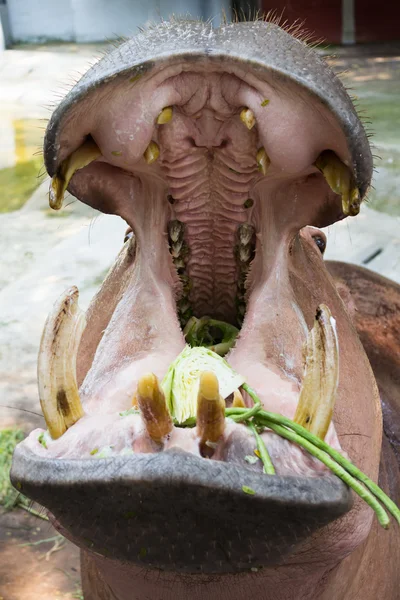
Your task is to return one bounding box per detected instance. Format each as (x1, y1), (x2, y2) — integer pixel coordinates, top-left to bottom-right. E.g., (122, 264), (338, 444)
(237, 245), (252, 263)
(232, 389), (246, 408)
(49, 138), (101, 210)
(157, 106), (173, 125)
(293, 304), (339, 440)
(173, 257), (186, 270)
(314, 151), (360, 216)
(180, 275), (192, 294)
(143, 141), (160, 164)
(178, 298), (191, 314)
(170, 241), (183, 258)
(256, 147), (270, 175)
(238, 223), (255, 246)
(196, 371), (225, 456)
(137, 373), (173, 443)
(240, 107), (256, 130)
(38, 287), (86, 439)
(237, 302), (246, 317)
(168, 220), (184, 243)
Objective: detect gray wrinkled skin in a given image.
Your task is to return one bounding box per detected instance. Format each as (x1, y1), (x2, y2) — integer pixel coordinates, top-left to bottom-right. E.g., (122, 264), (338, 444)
(12, 447), (351, 572)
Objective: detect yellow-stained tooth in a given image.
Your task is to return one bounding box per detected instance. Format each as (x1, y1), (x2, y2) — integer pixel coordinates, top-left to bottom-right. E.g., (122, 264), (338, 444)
(38, 287), (86, 439)
(314, 150), (360, 216)
(256, 147), (270, 176)
(157, 107), (173, 125)
(196, 371), (225, 457)
(240, 107), (256, 130)
(49, 138), (101, 210)
(137, 373), (173, 443)
(232, 389), (246, 408)
(143, 141), (160, 164)
(293, 304), (339, 440)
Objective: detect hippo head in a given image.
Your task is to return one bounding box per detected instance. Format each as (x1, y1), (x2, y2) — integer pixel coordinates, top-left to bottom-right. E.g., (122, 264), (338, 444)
(11, 17), (382, 598)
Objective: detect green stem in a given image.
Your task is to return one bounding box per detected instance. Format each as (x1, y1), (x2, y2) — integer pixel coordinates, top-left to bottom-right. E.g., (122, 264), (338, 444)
(237, 383), (400, 527)
(248, 422), (275, 475)
(225, 400), (262, 423)
(258, 417), (390, 529)
(253, 410), (400, 527)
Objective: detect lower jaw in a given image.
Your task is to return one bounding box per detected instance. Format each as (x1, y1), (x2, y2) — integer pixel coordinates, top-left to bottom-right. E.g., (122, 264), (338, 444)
(13, 226), (354, 574)
(12, 444), (352, 573)
(26, 230), (343, 476)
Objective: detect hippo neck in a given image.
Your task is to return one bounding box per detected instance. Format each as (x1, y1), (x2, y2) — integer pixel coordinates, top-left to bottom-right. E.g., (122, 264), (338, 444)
(80, 536), (392, 600)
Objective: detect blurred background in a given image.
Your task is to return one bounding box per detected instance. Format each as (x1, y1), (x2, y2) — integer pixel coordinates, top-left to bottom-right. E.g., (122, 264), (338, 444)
(1, 0), (400, 45)
(0, 2), (399, 599)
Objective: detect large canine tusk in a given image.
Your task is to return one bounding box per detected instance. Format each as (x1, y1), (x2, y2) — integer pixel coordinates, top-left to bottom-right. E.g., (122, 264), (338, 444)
(294, 304), (339, 440)
(38, 287), (86, 439)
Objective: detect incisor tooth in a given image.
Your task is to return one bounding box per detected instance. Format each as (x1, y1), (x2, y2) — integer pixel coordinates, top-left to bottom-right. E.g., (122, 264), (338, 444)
(137, 373), (173, 443)
(196, 371), (225, 457)
(157, 107), (173, 124)
(143, 141), (160, 164)
(293, 304), (339, 440)
(314, 150), (360, 216)
(49, 138), (101, 210)
(240, 107), (256, 130)
(38, 287), (86, 439)
(256, 147), (270, 176)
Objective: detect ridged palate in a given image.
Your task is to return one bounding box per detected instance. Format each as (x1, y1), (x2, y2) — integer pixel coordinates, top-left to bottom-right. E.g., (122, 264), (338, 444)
(164, 144), (258, 322)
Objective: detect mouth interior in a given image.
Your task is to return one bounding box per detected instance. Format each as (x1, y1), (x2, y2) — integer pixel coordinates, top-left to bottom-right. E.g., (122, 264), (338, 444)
(31, 61), (352, 477)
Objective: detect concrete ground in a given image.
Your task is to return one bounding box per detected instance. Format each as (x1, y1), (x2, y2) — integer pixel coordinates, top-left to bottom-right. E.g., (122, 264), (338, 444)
(0, 40), (399, 600)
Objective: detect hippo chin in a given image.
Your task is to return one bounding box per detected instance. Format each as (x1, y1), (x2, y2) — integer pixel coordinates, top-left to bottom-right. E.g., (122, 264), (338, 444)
(11, 17), (400, 600)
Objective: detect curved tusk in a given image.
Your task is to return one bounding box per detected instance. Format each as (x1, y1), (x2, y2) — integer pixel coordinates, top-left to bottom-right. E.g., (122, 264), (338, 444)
(49, 138), (101, 210)
(294, 304), (339, 440)
(314, 150), (360, 216)
(38, 287), (86, 439)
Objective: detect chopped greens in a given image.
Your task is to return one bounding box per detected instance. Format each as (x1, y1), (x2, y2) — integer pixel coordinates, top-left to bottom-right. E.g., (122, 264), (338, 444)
(228, 383), (400, 530)
(156, 346), (400, 529)
(183, 316), (239, 356)
(38, 432), (47, 449)
(242, 485), (256, 495)
(244, 455), (259, 465)
(119, 408), (140, 417)
(161, 346), (245, 424)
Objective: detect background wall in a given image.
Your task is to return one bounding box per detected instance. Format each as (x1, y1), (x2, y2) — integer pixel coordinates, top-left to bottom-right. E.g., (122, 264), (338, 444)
(260, 0), (400, 45)
(4, 0), (229, 44)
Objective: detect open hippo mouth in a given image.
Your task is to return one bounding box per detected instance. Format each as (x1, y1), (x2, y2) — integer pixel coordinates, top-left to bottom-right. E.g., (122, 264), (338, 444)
(11, 19), (382, 575)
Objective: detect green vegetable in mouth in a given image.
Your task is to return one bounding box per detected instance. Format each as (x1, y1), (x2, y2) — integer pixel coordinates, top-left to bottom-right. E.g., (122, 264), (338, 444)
(183, 316), (239, 356)
(161, 345), (245, 424)
(38, 432), (48, 449)
(161, 346), (400, 529)
(230, 384), (400, 530)
(242, 485), (256, 495)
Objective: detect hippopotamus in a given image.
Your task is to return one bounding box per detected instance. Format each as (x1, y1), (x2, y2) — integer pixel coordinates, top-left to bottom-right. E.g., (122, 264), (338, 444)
(11, 17), (400, 600)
